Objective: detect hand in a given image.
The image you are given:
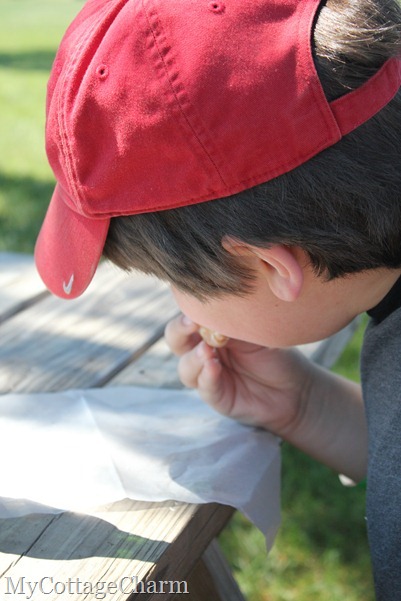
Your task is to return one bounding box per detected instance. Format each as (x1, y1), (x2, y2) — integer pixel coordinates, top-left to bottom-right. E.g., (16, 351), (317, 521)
(164, 314), (316, 438)
(166, 313), (367, 480)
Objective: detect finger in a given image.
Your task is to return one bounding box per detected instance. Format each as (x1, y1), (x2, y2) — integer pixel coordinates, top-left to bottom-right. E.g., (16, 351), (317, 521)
(164, 314), (201, 356)
(197, 356), (226, 404)
(177, 340), (217, 388)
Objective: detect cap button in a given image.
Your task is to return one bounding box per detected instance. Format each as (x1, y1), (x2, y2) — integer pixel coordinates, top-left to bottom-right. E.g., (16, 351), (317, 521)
(208, 2), (225, 14)
(96, 64), (109, 80)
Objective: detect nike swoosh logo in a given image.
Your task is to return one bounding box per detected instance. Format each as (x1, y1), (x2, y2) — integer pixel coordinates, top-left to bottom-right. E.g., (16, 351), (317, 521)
(63, 275), (74, 295)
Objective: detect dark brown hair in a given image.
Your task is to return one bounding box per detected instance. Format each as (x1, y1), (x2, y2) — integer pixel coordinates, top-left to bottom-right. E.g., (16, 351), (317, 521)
(104, 0), (401, 300)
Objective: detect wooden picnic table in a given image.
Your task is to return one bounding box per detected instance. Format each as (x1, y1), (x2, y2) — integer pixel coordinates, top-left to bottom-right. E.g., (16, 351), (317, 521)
(0, 252), (359, 601)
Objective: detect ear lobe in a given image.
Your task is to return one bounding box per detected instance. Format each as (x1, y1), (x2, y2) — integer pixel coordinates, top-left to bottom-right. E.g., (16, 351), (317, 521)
(252, 245), (304, 302)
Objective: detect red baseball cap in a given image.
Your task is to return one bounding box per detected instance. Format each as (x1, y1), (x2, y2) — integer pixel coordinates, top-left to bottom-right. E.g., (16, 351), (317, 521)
(35, 0), (401, 299)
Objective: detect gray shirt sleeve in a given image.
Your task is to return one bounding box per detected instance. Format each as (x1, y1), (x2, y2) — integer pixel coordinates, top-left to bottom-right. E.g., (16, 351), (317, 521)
(361, 309), (401, 600)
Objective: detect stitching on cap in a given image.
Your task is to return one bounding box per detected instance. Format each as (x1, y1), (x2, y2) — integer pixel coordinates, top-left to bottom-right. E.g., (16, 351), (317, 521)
(57, 12), (106, 207)
(58, 0), (131, 207)
(88, 133), (338, 218)
(142, 0), (228, 188)
(330, 58), (401, 135)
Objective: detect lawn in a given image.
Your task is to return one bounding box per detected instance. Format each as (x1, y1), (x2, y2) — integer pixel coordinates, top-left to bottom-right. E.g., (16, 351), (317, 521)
(0, 0), (82, 252)
(0, 2), (373, 600)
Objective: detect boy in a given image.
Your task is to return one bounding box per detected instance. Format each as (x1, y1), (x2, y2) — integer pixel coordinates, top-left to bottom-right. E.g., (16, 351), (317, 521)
(34, 0), (401, 598)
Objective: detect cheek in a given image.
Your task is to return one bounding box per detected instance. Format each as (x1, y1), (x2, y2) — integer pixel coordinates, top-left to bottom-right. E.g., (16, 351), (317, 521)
(172, 289), (223, 327)
(172, 291), (317, 347)
(171, 287), (241, 333)
(171, 285), (355, 347)
(171, 286), (276, 343)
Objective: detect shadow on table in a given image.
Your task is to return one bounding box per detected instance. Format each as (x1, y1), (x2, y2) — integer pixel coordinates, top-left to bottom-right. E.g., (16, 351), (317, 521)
(0, 499), (171, 561)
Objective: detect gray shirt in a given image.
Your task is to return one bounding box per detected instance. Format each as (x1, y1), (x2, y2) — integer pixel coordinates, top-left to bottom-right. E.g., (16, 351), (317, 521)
(361, 276), (401, 600)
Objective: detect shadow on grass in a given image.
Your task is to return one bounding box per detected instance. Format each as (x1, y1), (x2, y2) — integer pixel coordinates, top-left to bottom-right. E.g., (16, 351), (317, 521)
(0, 171), (54, 252)
(279, 445), (369, 563)
(0, 50), (56, 72)
(219, 443), (373, 600)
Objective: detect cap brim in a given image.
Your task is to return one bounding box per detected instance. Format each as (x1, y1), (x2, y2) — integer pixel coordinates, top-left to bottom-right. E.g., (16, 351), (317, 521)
(34, 184), (110, 299)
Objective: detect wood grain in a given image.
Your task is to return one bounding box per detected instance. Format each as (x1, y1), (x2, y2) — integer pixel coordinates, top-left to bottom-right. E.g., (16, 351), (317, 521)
(0, 255), (237, 600)
(0, 252), (47, 323)
(0, 261), (179, 393)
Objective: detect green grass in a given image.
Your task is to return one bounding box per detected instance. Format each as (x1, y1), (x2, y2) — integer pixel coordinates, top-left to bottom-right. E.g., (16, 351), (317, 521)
(0, 3), (372, 599)
(0, 0), (83, 251)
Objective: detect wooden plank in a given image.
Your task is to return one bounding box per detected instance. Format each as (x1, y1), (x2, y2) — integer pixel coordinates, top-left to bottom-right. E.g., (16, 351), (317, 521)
(0, 261), (179, 393)
(0, 252), (40, 286)
(0, 513), (55, 576)
(181, 539), (247, 601)
(0, 252), (47, 322)
(0, 263), (234, 601)
(110, 337), (181, 389)
(139, 503), (235, 601)
(0, 501), (234, 601)
(180, 556), (232, 601)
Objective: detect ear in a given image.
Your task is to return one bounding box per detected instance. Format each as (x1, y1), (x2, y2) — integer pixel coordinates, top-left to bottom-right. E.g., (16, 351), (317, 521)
(222, 238), (304, 302)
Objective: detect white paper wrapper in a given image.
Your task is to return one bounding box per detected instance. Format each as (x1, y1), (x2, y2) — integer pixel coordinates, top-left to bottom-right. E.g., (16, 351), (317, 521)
(0, 386), (281, 549)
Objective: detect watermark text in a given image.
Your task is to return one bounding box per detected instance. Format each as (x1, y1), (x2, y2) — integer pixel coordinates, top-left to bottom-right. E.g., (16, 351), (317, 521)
(4, 576), (189, 599)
